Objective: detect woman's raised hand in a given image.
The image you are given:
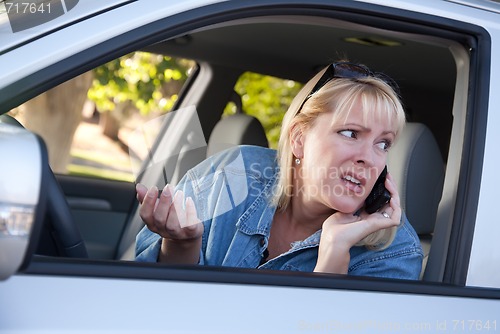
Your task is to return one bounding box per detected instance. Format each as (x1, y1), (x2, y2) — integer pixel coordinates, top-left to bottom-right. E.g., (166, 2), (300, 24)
(136, 183), (203, 263)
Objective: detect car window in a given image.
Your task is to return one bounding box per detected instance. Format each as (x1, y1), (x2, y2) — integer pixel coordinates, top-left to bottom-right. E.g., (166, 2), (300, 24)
(9, 51), (195, 182)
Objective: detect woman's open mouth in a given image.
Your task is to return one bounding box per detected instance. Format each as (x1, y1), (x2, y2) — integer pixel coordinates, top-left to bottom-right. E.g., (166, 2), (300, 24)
(342, 175), (364, 194)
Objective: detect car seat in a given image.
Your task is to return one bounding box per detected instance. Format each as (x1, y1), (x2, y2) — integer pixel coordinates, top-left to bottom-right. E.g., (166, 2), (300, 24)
(387, 122), (445, 279)
(205, 91), (268, 157)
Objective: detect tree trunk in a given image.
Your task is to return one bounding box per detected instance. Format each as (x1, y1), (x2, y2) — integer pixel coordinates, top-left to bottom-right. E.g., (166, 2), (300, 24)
(100, 101), (135, 140)
(100, 109), (120, 141)
(20, 72), (94, 173)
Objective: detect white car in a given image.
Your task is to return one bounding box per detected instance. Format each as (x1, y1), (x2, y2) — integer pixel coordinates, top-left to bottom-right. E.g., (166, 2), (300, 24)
(1, 0), (499, 332)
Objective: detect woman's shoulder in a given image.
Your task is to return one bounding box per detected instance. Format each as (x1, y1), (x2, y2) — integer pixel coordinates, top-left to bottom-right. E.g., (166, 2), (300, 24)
(393, 213), (422, 250)
(238, 144), (276, 156)
(184, 145), (277, 187)
(180, 145), (277, 223)
(214, 145), (276, 164)
(348, 214), (423, 279)
(202, 145), (277, 173)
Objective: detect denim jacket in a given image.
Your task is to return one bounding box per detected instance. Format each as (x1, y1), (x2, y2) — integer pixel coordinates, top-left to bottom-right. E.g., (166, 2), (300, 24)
(136, 145), (423, 279)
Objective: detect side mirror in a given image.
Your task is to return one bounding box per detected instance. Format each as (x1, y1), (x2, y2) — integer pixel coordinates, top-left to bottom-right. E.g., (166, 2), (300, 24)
(0, 122), (47, 280)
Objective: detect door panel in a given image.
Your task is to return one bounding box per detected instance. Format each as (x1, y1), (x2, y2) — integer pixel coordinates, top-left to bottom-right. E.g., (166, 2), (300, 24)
(56, 174), (137, 259)
(2, 267), (500, 333)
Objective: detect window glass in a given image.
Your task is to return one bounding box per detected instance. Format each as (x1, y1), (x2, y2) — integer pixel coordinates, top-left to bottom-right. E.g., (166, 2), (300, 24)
(9, 52), (195, 182)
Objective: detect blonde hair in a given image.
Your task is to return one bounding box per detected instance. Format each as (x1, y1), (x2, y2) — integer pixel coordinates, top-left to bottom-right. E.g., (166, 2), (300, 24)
(273, 64), (406, 250)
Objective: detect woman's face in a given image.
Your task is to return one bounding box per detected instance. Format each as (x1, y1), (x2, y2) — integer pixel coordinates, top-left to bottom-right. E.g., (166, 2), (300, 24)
(294, 99), (396, 214)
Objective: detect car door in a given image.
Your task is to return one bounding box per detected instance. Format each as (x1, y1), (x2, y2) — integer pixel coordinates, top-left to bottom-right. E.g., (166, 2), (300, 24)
(1, 0), (500, 332)
(56, 174), (136, 259)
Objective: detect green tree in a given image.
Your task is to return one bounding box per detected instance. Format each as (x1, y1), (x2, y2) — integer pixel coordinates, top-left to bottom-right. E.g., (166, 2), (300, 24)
(88, 52), (194, 138)
(90, 53), (301, 148)
(226, 72), (303, 149)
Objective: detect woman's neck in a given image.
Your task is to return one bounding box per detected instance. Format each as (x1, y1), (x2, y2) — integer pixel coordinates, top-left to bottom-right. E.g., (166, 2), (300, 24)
(267, 202), (327, 260)
(286, 188), (334, 232)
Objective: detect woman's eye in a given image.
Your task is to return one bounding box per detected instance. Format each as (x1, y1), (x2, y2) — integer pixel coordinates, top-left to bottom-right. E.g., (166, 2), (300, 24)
(376, 140), (392, 151)
(339, 130), (357, 138)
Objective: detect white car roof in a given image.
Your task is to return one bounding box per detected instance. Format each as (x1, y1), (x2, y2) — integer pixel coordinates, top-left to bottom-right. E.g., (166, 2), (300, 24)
(0, 0), (133, 53)
(446, 0), (500, 14)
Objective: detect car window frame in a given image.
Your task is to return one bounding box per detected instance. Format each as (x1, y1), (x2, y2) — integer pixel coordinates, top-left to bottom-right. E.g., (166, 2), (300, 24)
(0, 0), (493, 294)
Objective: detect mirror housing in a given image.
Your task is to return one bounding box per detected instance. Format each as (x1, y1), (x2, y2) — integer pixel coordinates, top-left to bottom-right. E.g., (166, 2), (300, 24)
(0, 122), (47, 280)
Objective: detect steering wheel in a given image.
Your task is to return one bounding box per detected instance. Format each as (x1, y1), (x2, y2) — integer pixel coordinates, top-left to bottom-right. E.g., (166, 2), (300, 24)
(45, 170), (88, 258)
(0, 114), (88, 258)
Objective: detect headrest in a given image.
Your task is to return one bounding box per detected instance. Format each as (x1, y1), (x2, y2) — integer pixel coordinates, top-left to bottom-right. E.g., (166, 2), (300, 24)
(387, 123), (445, 235)
(207, 113), (269, 157)
(206, 91), (268, 157)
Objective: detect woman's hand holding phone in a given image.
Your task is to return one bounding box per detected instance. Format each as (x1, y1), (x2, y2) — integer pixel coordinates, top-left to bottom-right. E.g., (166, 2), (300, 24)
(314, 172), (401, 274)
(374, 172), (402, 223)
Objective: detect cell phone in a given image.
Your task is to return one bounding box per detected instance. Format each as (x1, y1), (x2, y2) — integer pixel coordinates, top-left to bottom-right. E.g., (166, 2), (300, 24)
(364, 165), (391, 214)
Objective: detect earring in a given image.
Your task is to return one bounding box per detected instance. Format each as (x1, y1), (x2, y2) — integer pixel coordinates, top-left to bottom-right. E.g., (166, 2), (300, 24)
(295, 158), (301, 165)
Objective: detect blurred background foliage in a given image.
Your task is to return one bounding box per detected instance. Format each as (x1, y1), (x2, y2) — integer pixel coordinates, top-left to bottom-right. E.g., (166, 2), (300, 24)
(12, 51), (303, 181)
(88, 52), (194, 115)
(89, 51), (302, 149)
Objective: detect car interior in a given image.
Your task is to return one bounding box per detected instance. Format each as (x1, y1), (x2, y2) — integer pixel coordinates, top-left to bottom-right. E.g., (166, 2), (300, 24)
(8, 7), (477, 285)
(117, 13), (468, 283)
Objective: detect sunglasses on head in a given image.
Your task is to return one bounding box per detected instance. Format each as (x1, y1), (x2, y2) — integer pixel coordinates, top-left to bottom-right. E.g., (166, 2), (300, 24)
(300, 62), (400, 110)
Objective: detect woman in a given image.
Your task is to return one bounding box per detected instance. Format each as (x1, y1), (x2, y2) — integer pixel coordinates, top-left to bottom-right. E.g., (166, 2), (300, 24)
(135, 61), (423, 279)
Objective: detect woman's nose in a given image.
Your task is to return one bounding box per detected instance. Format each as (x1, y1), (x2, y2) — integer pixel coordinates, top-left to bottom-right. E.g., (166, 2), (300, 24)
(354, 141), (375, 166)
